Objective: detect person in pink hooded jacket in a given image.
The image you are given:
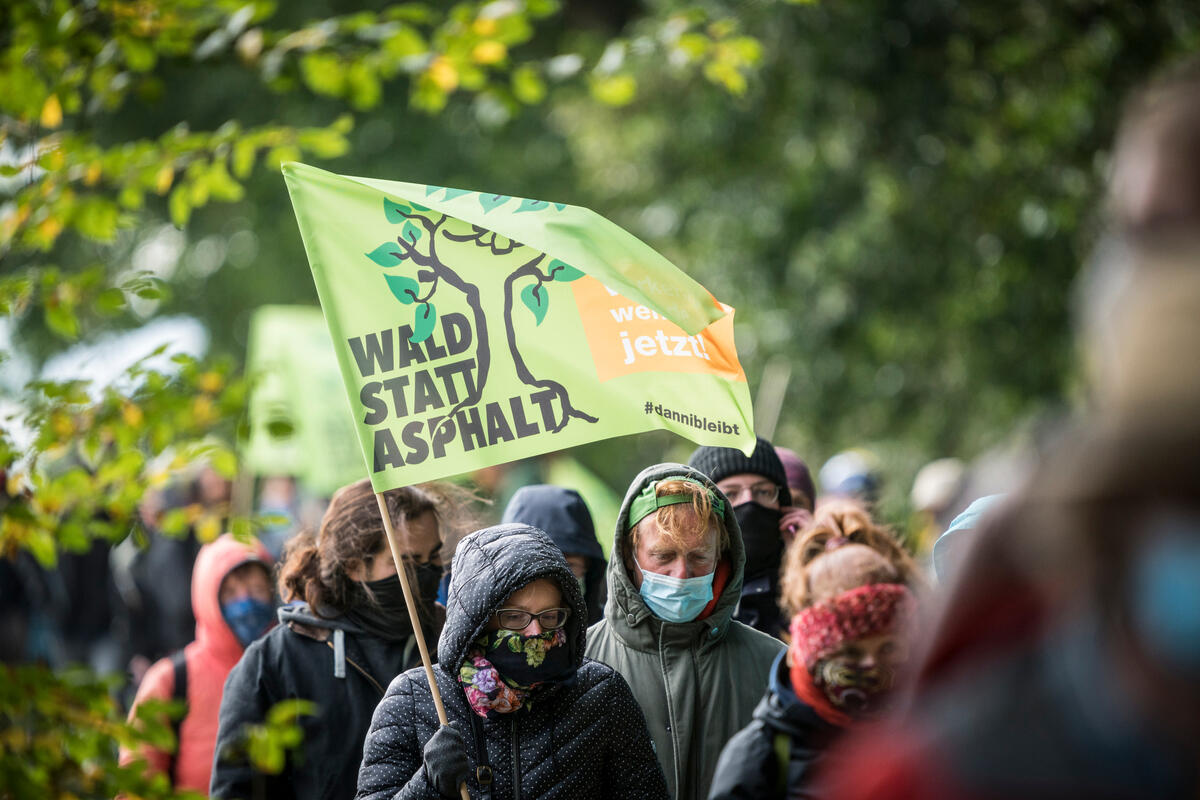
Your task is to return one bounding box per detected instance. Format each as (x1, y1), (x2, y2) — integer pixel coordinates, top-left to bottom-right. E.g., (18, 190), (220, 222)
(120, 533), (276, 793)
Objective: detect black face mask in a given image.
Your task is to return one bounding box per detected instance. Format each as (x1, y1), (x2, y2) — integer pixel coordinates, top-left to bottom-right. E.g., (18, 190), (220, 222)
(734, 503), (784, 580)
(344, 562), (442, 642)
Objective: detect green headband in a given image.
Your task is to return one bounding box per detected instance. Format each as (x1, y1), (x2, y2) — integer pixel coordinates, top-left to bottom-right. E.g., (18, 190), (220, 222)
(627, 476), (725, 531)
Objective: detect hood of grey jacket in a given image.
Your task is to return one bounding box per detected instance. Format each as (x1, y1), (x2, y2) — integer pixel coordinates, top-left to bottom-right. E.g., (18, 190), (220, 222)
(604, 462), (746, 649)
(438, 523), (587, 674)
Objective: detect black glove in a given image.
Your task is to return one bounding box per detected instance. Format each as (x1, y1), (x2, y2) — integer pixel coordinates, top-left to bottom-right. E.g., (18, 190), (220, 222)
(422, 724), (469, 798)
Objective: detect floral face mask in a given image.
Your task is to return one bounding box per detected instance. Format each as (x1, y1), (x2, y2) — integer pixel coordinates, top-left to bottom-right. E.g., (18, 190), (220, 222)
(458, 628), (573, 717)
(815, 658), (895, 717)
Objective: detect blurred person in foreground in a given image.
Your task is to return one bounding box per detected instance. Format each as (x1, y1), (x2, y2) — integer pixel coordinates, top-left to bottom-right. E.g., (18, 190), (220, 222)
(355, 524), (667, 800)
(585, 464), (784, 800)
(821, 57), (1200, 800)
(708, 537), (917, 800)
(120, 533), (275, 794)
(688, 437), (792, 637)
(501, 485), (608, 625)
(211, 479), (454, 800)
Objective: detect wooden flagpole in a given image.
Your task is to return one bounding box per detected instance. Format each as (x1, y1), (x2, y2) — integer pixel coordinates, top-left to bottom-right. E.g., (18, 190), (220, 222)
(375, 493), (471, 800)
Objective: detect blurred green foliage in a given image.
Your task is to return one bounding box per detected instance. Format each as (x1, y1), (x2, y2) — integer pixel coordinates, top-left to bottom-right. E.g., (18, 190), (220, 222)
(0, 664), (310, 799)
(1, 3), (1199, 550)
(1, 0), (1198, 792)
(1, 0), (758, 559)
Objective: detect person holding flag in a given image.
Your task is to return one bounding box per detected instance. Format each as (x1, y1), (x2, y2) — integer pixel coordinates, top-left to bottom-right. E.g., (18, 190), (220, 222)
(585, 465), (785, 800)
(355, 523), (667, 799)
(210, 479), (456, 800)
(281, 163), (767, 799)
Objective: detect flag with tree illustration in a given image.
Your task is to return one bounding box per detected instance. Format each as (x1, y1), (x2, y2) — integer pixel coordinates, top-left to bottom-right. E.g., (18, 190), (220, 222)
(283, 162), (755, 491)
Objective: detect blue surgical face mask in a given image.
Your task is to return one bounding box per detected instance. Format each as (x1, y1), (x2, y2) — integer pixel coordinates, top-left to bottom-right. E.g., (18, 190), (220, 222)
(223, 596), (276, 647)
(1130, 516), (1200, 676)
(636, 563), (714, 623)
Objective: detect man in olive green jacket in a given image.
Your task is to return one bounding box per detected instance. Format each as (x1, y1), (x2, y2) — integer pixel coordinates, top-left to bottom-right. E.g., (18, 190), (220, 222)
(586, 463), (785, 800)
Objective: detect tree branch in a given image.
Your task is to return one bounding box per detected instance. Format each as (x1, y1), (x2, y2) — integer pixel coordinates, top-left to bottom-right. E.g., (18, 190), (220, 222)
(502, 257), (598, 432)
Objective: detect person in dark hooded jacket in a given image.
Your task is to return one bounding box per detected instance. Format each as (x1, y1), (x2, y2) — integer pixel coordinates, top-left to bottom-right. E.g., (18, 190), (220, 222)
(355, 523), (668, 800)
(501, 485), (607, 625)
(210, 479), (450, 800)
(688, 438), (791, 638)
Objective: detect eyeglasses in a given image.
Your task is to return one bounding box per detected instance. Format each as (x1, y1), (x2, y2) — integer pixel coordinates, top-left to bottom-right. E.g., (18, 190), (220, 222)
(716, 481), (779, 505)
(494, 607), (571, 631)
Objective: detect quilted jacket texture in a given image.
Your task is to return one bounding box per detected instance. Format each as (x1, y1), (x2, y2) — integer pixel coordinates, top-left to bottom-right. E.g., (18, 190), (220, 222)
(355, 523), (668, 800)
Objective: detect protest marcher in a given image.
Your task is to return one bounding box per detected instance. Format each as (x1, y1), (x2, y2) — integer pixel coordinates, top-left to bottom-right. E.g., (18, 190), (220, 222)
(586, 463), (785, 800)
(931, 495), (1004, 583)
(501, 484), (608, 625)
(120, 534), (275, 794)
(820, 58), (1200, 800)
(125, 466), (231, 675)
(909, 458), (967, 554)
(775, 447), (817, 545)
(211, 479), (452, 800)
(355, 523), (667, 800)
(780, 499), (924, 617)
(821, 426), (1200, 800)
(688, 437), (791, 637)
(817, 451), (881, 508)
(708, 545), (916, 799)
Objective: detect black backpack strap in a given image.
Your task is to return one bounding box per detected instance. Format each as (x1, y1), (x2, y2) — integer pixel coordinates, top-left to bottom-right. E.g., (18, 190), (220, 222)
(168, 650), (188, 784)
(467, 710), (493, 800)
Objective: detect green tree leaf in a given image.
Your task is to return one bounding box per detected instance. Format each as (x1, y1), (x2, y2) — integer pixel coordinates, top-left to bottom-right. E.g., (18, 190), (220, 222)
(410, 301), (437, 342)
(512, 65), (546, 103)
(384, 274), (419, 305)
(521, 282), (549, 324)
(590, 74), (637, 106)
(366, 243), (405, 267)
(168, 185), (191, 227)
(73, 197), (119, 241)
(94, 288), (127, 315)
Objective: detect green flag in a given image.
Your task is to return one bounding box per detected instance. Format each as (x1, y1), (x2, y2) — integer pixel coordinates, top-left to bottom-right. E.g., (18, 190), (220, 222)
(242, 305), (365, 496)
(283, 162), (755, 492)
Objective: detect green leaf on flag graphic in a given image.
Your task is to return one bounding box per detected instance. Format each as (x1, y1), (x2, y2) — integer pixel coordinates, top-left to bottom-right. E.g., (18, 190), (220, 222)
(282, 161), (755, 492)
(401, 220), (422, 243)
(366, 243), (404, 267)
(479, 194), (510, 213)
(384, 273), (419, 304)
(410, 302), (437, 343)
(516, 198), (548, 213)
(384, 197), (411, 222)
(548, 260), (584, 282)
(521, 283), (549, 325)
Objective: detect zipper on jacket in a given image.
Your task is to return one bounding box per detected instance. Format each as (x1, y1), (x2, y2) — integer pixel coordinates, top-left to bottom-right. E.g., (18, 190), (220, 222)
(324, 640), (385, 695)
(657, 624), (683, 795)
(511, 717), (521, 800)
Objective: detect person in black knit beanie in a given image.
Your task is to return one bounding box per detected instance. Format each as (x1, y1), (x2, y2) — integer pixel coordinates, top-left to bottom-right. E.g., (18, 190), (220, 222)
(688, 437), (790, 638)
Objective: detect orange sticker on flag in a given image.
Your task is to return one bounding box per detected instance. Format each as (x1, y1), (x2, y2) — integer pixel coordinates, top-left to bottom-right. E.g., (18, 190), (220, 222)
(571, 276), (746, 382)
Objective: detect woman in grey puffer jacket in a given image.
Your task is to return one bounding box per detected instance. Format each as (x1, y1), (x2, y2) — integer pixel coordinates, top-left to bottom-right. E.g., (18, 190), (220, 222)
(356, 523), (668, 800)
